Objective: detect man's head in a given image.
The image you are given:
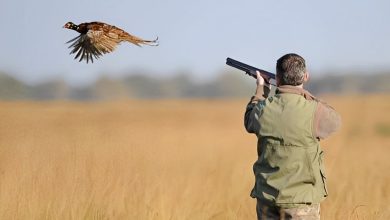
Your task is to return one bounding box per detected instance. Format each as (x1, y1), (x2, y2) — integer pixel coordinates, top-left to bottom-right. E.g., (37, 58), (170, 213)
(276, 53), (309, 86)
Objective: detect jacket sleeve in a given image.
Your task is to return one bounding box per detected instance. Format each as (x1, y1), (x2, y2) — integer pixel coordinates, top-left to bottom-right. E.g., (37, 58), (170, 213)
(313, 102), (342, 140)
(245, 99), (261, 134)
(244, 84), (270, 134)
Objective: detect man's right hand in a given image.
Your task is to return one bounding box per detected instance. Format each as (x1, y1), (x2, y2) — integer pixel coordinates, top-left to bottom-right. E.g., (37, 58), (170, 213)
(256, 71), (271, 87)
(253, 71), (272, 101)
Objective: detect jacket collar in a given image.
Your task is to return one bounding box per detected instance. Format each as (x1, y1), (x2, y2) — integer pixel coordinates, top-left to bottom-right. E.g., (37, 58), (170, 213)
(276, 85), (317, 101)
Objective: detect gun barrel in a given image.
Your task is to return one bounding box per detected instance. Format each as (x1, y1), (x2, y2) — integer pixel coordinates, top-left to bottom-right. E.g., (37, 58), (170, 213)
(226, 57), (275, 79)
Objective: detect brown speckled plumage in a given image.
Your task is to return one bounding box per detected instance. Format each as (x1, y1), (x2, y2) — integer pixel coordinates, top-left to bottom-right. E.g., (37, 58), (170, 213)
(63, 21), (158, 63)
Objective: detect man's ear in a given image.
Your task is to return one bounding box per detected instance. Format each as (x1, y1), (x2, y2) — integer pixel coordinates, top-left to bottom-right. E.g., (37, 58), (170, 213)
(276, 74), (281, 87)
(304, 72), (310, 83)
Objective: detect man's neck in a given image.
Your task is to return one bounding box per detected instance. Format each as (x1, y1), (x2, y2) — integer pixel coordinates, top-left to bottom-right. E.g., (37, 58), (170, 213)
(278, 84), (304, 89)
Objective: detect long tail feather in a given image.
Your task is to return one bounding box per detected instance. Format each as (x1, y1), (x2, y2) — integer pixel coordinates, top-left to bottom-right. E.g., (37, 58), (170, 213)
(125, 35), (159, 47)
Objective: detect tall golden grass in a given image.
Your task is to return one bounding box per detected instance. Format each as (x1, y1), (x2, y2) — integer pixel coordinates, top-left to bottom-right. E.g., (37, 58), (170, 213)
(0, 95), (389, 219)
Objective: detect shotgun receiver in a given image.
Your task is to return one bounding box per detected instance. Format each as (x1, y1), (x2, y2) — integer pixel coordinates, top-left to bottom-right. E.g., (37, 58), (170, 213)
(226, 57), (276, 80)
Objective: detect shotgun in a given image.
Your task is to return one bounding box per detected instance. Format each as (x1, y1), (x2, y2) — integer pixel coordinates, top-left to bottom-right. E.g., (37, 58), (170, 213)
(226, 58), (276, 81)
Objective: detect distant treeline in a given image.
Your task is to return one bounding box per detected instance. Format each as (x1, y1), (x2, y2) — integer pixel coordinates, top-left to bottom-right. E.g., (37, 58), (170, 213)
(0, 70), (389, 100)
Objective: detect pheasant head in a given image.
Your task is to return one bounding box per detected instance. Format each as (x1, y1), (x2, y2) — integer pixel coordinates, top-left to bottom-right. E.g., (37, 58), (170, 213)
(63, 22), (79, 31)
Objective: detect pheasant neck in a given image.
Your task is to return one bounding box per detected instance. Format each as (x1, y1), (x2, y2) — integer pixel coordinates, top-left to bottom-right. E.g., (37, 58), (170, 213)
(75, 24), (88, 34)
(67, 23), (78, 31)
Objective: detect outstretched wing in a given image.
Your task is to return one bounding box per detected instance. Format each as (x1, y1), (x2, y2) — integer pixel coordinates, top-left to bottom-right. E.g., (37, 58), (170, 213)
(87, 29), (120, 54)
(66, 30), (119, 63)
(67, 34), (101, 63)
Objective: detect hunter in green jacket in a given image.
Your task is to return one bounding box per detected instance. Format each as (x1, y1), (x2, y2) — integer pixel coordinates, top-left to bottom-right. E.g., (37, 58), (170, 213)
(244, 53), (341, 220)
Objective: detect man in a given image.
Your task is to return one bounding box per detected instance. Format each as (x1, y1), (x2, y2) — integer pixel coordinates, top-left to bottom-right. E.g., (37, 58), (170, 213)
(244, 53), (341, 220)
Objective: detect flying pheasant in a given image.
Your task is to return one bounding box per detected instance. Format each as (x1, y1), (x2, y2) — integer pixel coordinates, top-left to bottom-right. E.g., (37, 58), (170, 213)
(63, 21), (158, 63)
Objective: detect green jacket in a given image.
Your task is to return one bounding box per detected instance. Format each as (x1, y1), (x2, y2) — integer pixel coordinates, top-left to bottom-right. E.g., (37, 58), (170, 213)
(244, 85), (341, 208)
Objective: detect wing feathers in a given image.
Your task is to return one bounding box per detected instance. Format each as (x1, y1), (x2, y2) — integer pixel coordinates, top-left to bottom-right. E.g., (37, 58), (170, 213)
(67, 33), (104, 63)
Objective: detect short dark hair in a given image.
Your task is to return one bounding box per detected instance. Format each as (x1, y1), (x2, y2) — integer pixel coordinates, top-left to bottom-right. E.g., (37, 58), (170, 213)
(276, 53), (306, 86)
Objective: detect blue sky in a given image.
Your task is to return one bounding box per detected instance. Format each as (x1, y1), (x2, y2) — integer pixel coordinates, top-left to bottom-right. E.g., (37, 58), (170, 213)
(1, 0), (389, 86)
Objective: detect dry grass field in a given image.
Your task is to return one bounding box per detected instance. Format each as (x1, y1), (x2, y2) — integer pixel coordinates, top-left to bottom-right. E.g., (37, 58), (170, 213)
(0, 95), (389, 220)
